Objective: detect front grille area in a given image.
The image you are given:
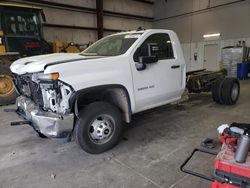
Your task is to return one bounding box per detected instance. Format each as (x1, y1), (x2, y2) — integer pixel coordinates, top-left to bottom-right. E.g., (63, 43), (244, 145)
(13, 74), (44, 107)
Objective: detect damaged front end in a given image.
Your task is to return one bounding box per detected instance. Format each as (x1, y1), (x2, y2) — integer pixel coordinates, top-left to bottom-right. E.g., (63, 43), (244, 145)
(13, 72), (74, 138)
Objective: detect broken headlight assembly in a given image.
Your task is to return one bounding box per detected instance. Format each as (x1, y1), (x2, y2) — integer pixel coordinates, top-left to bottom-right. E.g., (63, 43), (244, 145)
(32, 72), (60, 81)
(31, 72), (74, 114)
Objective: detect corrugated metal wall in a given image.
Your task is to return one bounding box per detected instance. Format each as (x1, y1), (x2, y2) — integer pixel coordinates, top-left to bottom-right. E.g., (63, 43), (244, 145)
(5, 0), (153, 44)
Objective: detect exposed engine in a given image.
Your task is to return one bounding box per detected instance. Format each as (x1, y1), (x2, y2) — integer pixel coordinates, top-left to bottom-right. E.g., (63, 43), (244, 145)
(13, 73), (73, 114)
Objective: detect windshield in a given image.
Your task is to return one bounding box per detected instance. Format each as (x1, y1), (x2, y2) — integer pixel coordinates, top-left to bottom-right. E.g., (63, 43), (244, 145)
(4, 10), (40, 36)
(82, 33), (142, 56)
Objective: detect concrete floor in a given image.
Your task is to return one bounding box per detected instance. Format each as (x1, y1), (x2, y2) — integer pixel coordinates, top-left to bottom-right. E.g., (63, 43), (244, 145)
(0, 80), (249, 188)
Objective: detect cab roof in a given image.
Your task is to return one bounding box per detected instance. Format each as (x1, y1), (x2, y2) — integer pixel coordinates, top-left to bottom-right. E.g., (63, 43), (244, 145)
(111, 29), (173, 36)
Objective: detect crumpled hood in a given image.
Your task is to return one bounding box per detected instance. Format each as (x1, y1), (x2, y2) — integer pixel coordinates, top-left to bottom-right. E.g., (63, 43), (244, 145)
(10, 53), (99, 75)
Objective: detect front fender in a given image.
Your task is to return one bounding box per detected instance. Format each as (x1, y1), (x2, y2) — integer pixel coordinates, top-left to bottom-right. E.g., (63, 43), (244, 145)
(69, 84), (132, 123)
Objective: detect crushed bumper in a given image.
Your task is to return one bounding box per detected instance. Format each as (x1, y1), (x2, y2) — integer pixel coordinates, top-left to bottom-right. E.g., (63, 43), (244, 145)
(16, 96), (74, 138)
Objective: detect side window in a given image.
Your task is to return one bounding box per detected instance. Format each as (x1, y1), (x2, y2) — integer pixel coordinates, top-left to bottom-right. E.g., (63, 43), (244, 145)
(133, 33), (174, 62)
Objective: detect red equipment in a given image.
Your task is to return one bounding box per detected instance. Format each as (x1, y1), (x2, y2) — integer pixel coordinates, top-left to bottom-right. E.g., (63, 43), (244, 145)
(214, 144), (250, 187)
(211, 182), (237, 188)
(180, 144), (250, 188)
(218, 132), (238, 145)
(181, 122), (250, 187)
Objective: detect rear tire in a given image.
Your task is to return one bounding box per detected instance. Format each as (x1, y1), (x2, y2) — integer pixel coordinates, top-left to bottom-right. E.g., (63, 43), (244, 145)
(74, 101), (123, 154)
(212, 78), (225, 104)
(221, 78), (240, 105)
(0, 65), (18, 105)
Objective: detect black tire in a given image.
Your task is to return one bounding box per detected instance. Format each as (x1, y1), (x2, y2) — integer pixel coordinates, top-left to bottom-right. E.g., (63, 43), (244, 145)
(221, 78), (240, 105)
(0, 65), (18, 105)
(212, 78), (225, 104)
(74, 101), (123, 154)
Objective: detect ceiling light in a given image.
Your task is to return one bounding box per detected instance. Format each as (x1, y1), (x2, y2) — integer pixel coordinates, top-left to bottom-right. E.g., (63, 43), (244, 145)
(203, 33), (221, 38)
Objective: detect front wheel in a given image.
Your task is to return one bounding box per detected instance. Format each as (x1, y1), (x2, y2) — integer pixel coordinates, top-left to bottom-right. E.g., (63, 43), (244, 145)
(74, 102), (123, 154)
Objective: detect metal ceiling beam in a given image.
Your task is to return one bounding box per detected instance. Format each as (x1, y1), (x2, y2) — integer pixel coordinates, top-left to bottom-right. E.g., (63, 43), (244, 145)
(42, 23), (122, 33)
(96, 0), (103, 39)
(133, 0), (154, 5)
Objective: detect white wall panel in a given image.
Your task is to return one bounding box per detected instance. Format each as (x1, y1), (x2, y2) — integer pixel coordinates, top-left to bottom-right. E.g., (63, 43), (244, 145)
(43, 27), (97, 44)
(181, 43), (191, 71)
(181, 37), (250, 71)
(153, 0), (250, 71)
(43, 7), (96, 27)
(154, 0), (250, 42)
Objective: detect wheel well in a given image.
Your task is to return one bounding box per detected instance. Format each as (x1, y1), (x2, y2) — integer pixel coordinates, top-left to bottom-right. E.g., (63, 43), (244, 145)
(73, 86), (132, 123)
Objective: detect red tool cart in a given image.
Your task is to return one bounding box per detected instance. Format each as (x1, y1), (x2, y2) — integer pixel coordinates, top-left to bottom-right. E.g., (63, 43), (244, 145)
(180, 144), (250, 188)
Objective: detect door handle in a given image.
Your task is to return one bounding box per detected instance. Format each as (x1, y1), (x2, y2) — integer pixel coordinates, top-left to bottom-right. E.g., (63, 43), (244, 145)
(171, 65), (180, 69)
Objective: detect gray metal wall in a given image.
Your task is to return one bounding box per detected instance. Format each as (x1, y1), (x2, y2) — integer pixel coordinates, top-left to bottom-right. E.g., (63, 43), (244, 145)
(6, 0), (153, 44)
(43, 0), (152, 44)
(153, 0), (250, 43)
(153, 0), (250, 71)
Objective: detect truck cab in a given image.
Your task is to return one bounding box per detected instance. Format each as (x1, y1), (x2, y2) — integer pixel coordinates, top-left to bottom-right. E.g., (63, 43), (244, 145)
(10, 29), (186, 154)
(128, 30), (186, 112)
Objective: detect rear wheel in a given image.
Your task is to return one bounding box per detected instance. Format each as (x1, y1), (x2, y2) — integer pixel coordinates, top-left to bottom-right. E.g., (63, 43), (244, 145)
(74, 101), (123, 154)
(221, 78), (240, 105)
(212, 78), (225, 104)
(0, 65), (18, 105)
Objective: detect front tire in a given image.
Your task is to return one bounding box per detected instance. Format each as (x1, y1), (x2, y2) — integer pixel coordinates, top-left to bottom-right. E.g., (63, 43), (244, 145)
(74, 102), (123, 154)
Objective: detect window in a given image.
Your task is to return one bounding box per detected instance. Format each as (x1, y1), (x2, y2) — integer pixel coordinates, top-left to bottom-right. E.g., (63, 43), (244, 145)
(133, 33), (174, 62)
(82, 33), (141, 56)
(4, 10), (39, 36)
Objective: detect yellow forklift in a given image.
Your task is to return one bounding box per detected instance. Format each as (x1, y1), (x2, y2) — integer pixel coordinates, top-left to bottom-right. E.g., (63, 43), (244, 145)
(0, 3), (80, 105)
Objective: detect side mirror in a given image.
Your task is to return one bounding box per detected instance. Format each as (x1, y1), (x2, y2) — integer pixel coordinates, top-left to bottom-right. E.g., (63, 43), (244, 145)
(135, 56), (158, 71)
(135, 61), (146, 71)
(135, 43), (159, 71)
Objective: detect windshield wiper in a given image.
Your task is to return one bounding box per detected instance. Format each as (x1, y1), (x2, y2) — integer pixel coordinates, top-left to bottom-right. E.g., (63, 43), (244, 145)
(80, 52), (98, 56)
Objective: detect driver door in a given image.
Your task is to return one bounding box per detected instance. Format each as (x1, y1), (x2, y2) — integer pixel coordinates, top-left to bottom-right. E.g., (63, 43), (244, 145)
(130, 33), (184, 112)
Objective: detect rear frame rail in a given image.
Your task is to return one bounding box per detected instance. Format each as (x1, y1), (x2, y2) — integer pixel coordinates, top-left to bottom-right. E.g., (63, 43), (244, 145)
(186, 69), (227, 93)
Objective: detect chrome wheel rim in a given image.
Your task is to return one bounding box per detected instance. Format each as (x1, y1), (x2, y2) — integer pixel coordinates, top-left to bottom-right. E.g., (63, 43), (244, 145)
(231, 83), (239, 101)
(89, 114), (115, 144)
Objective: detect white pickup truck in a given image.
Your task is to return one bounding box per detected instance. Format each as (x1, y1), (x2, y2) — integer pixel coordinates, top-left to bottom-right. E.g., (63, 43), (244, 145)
(10, 29), (240, 154)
